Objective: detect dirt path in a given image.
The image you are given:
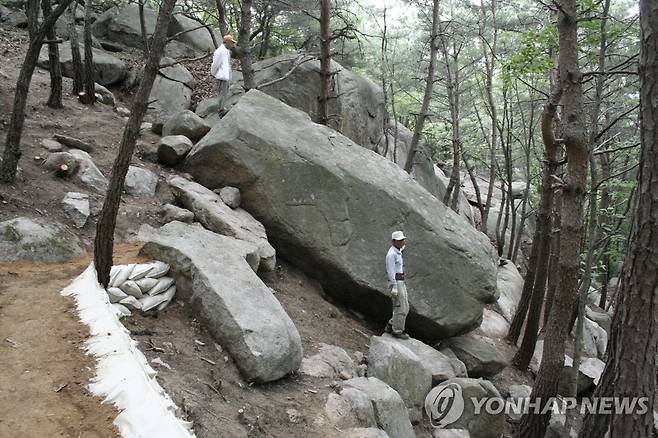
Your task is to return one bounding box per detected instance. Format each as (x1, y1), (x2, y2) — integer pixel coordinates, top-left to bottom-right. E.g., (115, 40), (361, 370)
(0, 244), (142, 438)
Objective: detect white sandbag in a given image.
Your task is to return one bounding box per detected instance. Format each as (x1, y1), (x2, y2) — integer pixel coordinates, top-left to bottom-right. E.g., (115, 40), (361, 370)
(139, 293), (168, 312)
(145, 261), (170, 279)
(129, 264), (154, 281)
(135, 277), (159, 293)
(155, 286), (176, 311)
(120, 295), (143, 310)
(120, 280), (143, 298)
(148, 277), (175, 296)
(111, 303), (132, 318)
(110, 264), (135, 287)
(107, 287), (128, 304)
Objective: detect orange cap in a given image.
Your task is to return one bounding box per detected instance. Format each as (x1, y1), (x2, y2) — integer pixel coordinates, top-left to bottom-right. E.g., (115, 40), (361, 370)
(223, 34), (237, 44)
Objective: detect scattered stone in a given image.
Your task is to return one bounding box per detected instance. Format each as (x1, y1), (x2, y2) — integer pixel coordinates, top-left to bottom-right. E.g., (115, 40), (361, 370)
(53, 134), (94, 153)
(430, 378), (504, 438)
(168, 176), (276, 271)
(218, 186), (241, 209)
(162, 110), (211, 142)
(157, 135), (193, 166)
(62, 192), (90, 228)
(124, 166), (158, 196)
(441, 333), (509, 378)
(0, 217), (83, 262)
(43, 151), (78, 177)
(68, 149), (108, 193)
(299, 343), (356, 379)
(160, 204), (194, 223)
(286, 408), (302, 424)
(38, 42), (126, 86)
(139, 221), (302, 383)
(41, 138), (64, 152)
(94, 83), (116, 106)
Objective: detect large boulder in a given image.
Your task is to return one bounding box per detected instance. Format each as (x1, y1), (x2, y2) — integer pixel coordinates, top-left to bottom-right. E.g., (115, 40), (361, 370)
(496, 261), (524, 322)
(68, 149), (108, 193)
(162, 110), (211, 142)
(61, 192), (90, 228)
(157, 135), (193, 166)
(124, 166), (158, 196)
(168, 14), (218, 52)
(300, 343), (356, 379)
(183, 90), (498, 340)
(479, 308), (510, 339)
(38, 42), (126, 86)
(92, 3), (157, 49)
(168, 176), (276, 271)
(0, 5), (27, 27)
(342, 377), (415, 438)
(0, 217), (83, 262)
(441, 333), (509, 378)
(148, 75), (193, 128)
(138, 221), (302, 383)
(368, 335), (432, 422)
(427, 378), (504, 438)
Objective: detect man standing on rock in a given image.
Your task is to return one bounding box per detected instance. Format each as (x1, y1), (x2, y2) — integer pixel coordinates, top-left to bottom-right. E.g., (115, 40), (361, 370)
(211, 34), (236, 117)
(385, 231), (410, 339)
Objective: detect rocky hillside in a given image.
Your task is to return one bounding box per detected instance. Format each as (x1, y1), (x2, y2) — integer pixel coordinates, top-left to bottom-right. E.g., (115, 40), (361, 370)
(0, 5), (628, 437)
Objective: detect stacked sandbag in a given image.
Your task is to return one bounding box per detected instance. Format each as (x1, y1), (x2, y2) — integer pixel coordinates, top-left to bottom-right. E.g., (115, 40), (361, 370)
(106, 261), (176, 317)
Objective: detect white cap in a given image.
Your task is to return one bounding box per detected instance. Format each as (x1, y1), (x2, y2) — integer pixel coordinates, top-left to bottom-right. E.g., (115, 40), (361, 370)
(391, 231), (406, 241)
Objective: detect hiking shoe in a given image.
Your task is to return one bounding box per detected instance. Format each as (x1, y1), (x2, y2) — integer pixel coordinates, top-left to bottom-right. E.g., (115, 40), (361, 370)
(392, 331), (410, 340)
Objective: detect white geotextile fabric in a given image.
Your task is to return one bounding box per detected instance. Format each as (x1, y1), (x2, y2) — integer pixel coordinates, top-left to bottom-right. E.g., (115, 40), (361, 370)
(61, 264), (195, 438)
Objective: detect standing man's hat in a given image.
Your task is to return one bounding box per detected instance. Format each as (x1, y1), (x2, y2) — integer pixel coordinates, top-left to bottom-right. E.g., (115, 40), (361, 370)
(223, 34), (237, 44)
(391, 231), (406, 241)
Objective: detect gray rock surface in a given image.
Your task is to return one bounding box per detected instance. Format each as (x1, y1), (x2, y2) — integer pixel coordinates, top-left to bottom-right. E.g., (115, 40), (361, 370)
(168, 176), (276, 271)
(162, 110), (210, 142)
(341, 377), (415, 438)
(300, 343), (356, 379)
(0, 217), (83, 262)
(94, 83), (115, 106)
(0, 6), (27, 27)
(479, 308), (510, 339)
(43, 151), (78, 176)
(158, 58), (195, 88)
(184, 90), (498, 340)
(429, 378), (504, 438)
(138, 221), (302, 383)
(161, 204), (194, 223)
(68, 149), (108, 193)
(38, 42), (126, 86)
(344, 428), (390, 438)
(148, 75), (192, 127)
(92, 3), (156, 49)
(218, 186), (241, 208)
(168, 14), (218, 52)
(62, 192), (90, 228)
(496, 261), (524, 322)
(124, 166), (158, 196)
(41, 138), (64, 152)
(157, 135), (193, 166)
(53, 134), (94, 152)
(585, 304), (611, 336)
(433, 430), (471, 438)
(441, 333), (509, 377)
(368, 335), (432, 422)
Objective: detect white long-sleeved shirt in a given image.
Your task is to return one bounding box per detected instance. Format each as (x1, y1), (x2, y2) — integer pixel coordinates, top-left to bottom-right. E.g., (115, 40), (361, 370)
(211, 44), (231, 81)
(385, 246), (404, 288)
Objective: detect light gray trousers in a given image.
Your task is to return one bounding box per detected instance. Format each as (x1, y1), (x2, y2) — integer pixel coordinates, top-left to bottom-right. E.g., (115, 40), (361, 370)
(388, 280), (409, 333)
(217, 79), (230, 114)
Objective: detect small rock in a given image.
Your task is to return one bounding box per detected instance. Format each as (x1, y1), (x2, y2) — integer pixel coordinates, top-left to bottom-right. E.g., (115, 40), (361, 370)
(339, 370), (353, 380)
(41, 138), (64, 152)
(218, 186), (241, 209)
(94, 83), (116, 106)
(124, 166), (158, 196)
(299, 343), (357, 379)
(160, 204), (194, 223)
(43, 151), (78, 177)
(140, 122), (153, 131)
(68, 149), (108, 193)
(53, 134), (94, 152)
(157, 135), (193, 166)
(286, 408), (302, 424)
(62, 192), (90, 228)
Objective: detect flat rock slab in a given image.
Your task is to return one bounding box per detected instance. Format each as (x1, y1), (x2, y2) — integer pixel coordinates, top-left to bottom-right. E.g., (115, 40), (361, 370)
(0, 217), (83, 262)
(62, 192), (90, 228)
(138, 221), (301, 383)
(183, 89), (498, 340)
(300, 343), (356, 379)
(168, 176), (276, 271)
(441, 333), (509, 378)
(125, 166), (158, 196)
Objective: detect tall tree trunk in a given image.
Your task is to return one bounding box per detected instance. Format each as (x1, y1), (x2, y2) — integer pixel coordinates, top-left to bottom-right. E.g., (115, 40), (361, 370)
(138, 0), (149, 55)
(544, 180), (563, 326)
(517, 0), (587, 435)
(94, 0), (178, 287)
(318, 0), (331, 125)
(380, 7), (390, 158)
(238, 0), (255, 91)
(26, 0), (39, 40)
(41, 0), (62, 108)
(442, 38), (461, 210)
(0, 0), (73, 183)
(511, 83), (562, 368)
(403, 0), (439, 173)
(79, 0), (95, 105)
(215, 0), (228, 36)
(67, 2), (83, 95)
(580, 0), (658, 435)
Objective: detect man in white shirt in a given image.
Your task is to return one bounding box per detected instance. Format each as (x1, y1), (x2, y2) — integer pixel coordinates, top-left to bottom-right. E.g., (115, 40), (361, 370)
(385, 231), (410, 339)
(210, 34), (236, 117)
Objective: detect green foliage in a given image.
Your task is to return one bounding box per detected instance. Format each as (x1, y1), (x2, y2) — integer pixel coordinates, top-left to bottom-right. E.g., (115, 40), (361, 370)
(501, 25), (557, 87)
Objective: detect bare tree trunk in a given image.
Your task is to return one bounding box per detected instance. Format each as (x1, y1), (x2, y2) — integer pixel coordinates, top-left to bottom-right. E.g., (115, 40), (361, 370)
(94, 0), (178, 287)
(518, 0), (587, 435)
(580, 0), (658, 435)
(138, 0), (149, 55)
(67, 2), (83, 95)
(26, 0), (39, 40)
(463, 152), (484, 220)
(380, 7), (390, 158)
(403, 0), (439, 173)
(544, 181), (563, 326)
(41, 0), (63, 108)
(79, 0), (95, 105)
(0, 0), (73, 183)
(318, 0), (331, 126)
(238, 0), (255, 91)
(215, 0), (228, 36)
